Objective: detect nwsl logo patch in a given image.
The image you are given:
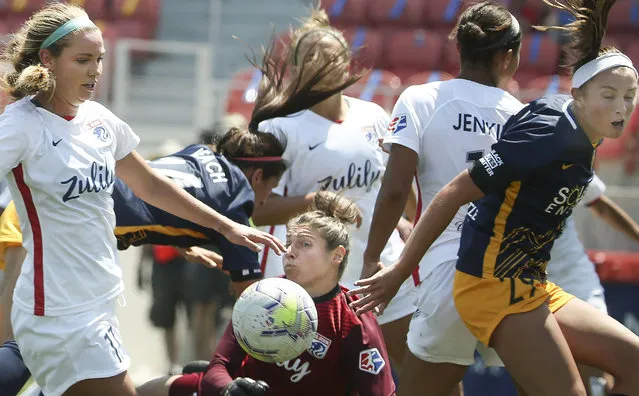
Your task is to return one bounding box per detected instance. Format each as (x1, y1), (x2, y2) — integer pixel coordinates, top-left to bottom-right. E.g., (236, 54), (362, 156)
(93, 126), (111, 143)
(387, 115), (407, 134)
(308, 333), (331, 359)
(359, 348), (385, 375)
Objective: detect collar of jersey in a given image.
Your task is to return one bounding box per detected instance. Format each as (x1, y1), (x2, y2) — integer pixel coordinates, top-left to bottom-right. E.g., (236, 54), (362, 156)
(562, 98), (598, 148)
(311, 283), (341, 303)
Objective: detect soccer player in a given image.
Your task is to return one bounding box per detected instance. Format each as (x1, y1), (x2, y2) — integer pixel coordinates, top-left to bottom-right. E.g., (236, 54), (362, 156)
(252, 6), (416, 367)
(358, 2), (523, 393)
(0, 3), (288, 395)
(136, 192), (396, 396)
(350, 0), (639, 394)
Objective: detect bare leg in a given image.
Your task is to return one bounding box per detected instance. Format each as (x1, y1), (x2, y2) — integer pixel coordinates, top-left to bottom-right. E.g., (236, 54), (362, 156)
(553, 298), (639, 395)
(192, 302), (216, 360)
(398, 351), (467, 396)
(490, 304), (586, 396)
(136, 375), (179, 396)
(380, 314), (412, 372)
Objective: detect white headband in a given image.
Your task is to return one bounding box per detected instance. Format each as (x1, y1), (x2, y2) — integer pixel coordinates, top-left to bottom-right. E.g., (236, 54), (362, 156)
(572, 52), (638, 88)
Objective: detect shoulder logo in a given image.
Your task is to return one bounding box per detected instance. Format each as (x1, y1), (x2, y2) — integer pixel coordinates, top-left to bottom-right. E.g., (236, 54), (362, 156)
(52, 138), (63, 146)
(359, 348), (385, 375)
(93, 126), (111, 143)
(308, 141), (323, 151)
(308, 333), (332, 359)
(387, 114), (407, 134)
(561, 163), (576, 170)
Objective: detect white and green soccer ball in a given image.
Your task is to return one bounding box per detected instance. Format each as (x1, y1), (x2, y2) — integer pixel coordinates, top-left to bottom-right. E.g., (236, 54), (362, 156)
(232, 277), (318, 363)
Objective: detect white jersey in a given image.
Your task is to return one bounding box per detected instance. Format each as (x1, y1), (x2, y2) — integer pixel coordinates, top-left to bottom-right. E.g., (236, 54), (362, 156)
(0, 97), (139, 316)
(259, 97), (406, 289)
(547, 174), (606, 291)
(382, 79), (524, 280)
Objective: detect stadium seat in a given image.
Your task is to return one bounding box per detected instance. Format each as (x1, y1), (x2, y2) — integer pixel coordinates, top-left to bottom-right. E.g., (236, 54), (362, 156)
(68, 0), (108, 20)
(322, 0), (369, 27)
(110, 0), (161, 39)
(4, 0), (48, 15)
(520, 74), (571, 103)
(607, 0), (639, 33)
(342, 27), (384, 69)
(404, 70), (455, 86)
(517, 32), (560, 78)
(368, 0), (426, 28)
(344, 69), (401, 111)
(381, 29), (446, 80)
(625, 42), (639, 68)
(225, 67), (262, 119)
(423, 0), (464, 28)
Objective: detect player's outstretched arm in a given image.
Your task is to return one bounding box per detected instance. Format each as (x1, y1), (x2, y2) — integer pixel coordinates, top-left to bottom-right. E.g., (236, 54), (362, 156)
(251, 193), (316, 226)
(362, 144), (418, 279)
(116, 151), (285, 255)
(349, 169), (483, 316)
(201, 323), (252, 395)
(589, 195), (639, 245)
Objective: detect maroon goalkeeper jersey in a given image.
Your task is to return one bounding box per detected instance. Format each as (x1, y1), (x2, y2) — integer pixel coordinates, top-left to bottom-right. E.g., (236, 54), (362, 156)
(202, 284), (396, 396)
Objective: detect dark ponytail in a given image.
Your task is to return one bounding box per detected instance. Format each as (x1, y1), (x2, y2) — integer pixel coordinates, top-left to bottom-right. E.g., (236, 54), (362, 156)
(450, 1), (522, 69)
(534, 0), (619, 73)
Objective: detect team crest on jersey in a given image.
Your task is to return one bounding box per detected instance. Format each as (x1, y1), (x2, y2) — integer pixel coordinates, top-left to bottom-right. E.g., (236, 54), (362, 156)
(93, 126), (111, 143)
(359, 348), (385, 375)
(308, 332), (331, 359)
(387, 115), (407, 134)
(361, 126), (377, 146)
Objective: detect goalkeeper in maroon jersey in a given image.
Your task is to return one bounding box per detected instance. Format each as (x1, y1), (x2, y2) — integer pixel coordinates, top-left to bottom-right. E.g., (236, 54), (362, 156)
(137, 192), (396, 396)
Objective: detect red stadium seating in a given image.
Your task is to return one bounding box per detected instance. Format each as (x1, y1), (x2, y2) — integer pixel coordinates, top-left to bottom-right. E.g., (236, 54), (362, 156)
(520, 74), (571, 103)
(342, 27), (384, 69)
(423, 0), (464, 28)
(323, 0), (369, 27)
(381, 29), (446, 80)
(3, 0), (48, 15)
(517, 32), (559, 78)
(225, 67), (262, 119)
(625, 42), (639, 69)
(404, 70), (455, 86)
(344, 69), (401, 110)
(67, 0), (108, 20)
(368, 0), (426, 28)
(607, 0), (639, 33)
(110, 0), (160, 39)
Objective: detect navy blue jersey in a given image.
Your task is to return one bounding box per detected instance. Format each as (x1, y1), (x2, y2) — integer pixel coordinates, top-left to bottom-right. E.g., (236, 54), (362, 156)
(114, 144), (261, 281)
(457, 95), (597, 281)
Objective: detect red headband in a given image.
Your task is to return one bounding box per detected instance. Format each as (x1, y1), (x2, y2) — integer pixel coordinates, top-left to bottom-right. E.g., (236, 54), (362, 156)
(234, 156), (283, 162)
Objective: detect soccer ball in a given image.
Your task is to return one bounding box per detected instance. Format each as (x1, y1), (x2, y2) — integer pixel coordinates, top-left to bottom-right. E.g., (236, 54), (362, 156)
(232, 277), (318, 363)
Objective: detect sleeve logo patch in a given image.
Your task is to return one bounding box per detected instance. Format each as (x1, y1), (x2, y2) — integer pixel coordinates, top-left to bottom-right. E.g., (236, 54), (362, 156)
(479, 150), (504, 176)
(359, 348), (385, 375)
(387, 115), (407, 134)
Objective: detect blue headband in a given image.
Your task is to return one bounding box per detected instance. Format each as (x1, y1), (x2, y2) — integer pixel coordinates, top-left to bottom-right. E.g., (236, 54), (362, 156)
(40, 16), (96, 50)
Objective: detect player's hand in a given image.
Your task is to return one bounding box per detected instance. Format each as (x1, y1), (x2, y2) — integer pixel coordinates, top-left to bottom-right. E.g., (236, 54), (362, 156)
(347, 264), (405, 316)
(222, 377), (269, 396)
(175, 246), (223, 268)
(396, 217), (414, 242)
(360, 257), (385, 280)
(378, 137), (390, 154)
(222, 223), (285, 255)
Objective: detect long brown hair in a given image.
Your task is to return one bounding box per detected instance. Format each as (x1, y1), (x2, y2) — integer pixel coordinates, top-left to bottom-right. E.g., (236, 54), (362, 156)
(534, 0), (619, 73)
(217, 25), (363, 178)
(1, 3), (98, 99)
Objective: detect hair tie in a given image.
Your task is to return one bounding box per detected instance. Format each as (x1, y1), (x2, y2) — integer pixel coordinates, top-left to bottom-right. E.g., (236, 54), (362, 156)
(572, 52), (638, 88)
(473, 12), (521, 51)
(40, 16), (97, 50)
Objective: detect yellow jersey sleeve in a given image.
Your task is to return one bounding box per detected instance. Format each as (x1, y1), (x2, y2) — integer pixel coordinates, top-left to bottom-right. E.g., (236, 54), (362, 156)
(0, 201), (23, 270)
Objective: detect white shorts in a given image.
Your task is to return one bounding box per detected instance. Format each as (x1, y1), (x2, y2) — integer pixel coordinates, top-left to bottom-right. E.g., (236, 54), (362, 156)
(406, 261), (502, 366)
(11, 297), (130, 396)
(376, 277), (418, 325)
